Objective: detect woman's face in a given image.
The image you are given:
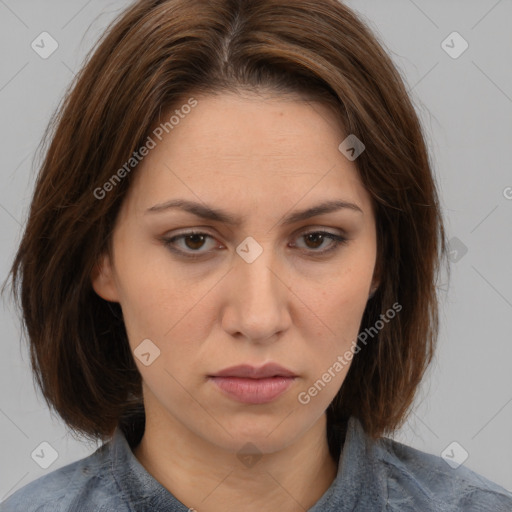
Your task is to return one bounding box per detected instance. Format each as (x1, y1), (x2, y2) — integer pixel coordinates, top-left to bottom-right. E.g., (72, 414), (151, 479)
(92, 92), (379, 454)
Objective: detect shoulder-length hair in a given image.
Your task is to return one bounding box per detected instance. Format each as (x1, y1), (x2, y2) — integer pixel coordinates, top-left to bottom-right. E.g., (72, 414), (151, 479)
(4, 0), (448, 443)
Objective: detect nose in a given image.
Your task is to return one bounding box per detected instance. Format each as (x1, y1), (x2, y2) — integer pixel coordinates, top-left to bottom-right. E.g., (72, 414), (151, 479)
(221, 245), (291, 344)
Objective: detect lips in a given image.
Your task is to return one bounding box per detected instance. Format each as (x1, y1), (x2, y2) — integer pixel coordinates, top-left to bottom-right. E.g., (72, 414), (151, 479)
(208, 363), (298, 404)
(209, 363), (297, 379)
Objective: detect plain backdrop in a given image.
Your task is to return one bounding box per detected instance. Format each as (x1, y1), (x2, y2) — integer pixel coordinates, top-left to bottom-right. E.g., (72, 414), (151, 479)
(1, 0), (511, 501)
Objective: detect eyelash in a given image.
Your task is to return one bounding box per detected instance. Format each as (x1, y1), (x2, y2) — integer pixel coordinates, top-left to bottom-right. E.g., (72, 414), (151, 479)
(160, 230), (348, 259)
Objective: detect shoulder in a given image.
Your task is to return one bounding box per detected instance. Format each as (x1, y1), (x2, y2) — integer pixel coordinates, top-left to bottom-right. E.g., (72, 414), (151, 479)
(0, 443), (125, 512)
(373, 435), (512, 511)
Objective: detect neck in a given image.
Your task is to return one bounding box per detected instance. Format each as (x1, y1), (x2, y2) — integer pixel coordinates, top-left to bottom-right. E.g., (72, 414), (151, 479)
(133, 411), (339, 511)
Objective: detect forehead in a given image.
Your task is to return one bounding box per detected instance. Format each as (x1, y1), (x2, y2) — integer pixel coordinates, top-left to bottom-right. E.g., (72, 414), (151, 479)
(155, 92), (346, 163)
(123, 92), (373, 218)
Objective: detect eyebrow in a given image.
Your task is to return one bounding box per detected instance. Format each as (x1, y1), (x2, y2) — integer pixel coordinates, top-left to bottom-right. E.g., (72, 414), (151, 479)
(145, 198), (363, 225)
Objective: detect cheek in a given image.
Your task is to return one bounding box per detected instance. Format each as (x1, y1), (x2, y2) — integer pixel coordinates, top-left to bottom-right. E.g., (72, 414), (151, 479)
(298, 260), (373, 383)
(308, 265), (372, 336)
(114, 251), (218, 373)
(111, 237), (177, 344)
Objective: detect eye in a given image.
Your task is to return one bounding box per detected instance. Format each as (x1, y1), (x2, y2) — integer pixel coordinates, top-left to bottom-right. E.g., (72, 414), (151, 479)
(161, 231), (221, 259)
(160, 229), (348, 259)
(291, 230), (348, 254)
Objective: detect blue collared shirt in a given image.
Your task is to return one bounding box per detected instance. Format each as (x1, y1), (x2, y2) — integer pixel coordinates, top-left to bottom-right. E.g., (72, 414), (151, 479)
(2, 416), (511, 511)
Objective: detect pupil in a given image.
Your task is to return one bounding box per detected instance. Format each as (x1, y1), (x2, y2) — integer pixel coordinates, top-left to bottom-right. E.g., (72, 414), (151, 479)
(306, 233), (323, 249)
(186, 234), (205, 250)
(183, 233), (326, 251)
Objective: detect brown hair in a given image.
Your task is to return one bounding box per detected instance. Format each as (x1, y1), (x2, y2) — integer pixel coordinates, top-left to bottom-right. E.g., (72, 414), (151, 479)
(3, 0), (449, 443)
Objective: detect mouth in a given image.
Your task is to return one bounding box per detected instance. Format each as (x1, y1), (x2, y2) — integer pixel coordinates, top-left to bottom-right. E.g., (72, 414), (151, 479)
(210, 363), (297, 379)
(208, 363), (298, 404)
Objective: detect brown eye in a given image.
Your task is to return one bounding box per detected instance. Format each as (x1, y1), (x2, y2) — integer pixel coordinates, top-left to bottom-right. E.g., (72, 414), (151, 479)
(161, 229), (348, 260)
(303, 232), (326, 249)
(183, 234), (208, 250)
(293, 231), (348, 254)
(161, 231), (219, 259)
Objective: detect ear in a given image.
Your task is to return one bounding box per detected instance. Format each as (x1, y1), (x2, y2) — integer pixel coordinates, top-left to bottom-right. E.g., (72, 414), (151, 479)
(91, 252), (120, 302)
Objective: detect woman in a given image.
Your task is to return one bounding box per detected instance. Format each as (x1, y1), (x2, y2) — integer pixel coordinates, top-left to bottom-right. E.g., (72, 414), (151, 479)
(2, 0), (511, 510)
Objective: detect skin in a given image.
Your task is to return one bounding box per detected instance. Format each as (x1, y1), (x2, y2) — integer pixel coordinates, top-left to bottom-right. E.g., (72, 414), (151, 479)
(92, 91), (379, 512)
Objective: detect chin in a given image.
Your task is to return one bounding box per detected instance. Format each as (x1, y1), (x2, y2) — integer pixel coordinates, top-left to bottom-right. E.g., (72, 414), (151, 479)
(202, 414), (308, 455)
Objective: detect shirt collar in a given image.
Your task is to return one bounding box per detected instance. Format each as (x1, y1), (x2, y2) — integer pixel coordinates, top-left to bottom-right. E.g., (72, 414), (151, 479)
(108, 416), (383, 511)
(310, 417), (384, 510)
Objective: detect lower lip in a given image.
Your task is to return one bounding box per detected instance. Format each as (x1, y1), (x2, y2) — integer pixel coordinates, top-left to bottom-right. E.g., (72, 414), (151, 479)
(209, 376), (296, 404)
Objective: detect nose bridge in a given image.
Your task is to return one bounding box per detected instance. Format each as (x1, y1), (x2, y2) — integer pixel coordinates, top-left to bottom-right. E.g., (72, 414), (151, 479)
(225, 237), (289, 341)
(237, 239), (282, 309)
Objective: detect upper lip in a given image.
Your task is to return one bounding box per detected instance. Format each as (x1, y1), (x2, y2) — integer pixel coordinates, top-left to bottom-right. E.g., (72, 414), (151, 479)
(209, 363), (297, 378)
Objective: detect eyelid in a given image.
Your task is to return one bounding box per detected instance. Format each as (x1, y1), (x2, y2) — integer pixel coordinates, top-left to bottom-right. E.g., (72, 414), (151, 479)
(164, 225), (348, 239)
(160, 226), (349, 259)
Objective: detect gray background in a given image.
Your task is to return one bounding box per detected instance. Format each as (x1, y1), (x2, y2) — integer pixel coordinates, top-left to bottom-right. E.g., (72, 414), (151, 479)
(1, 0), (511, 501)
